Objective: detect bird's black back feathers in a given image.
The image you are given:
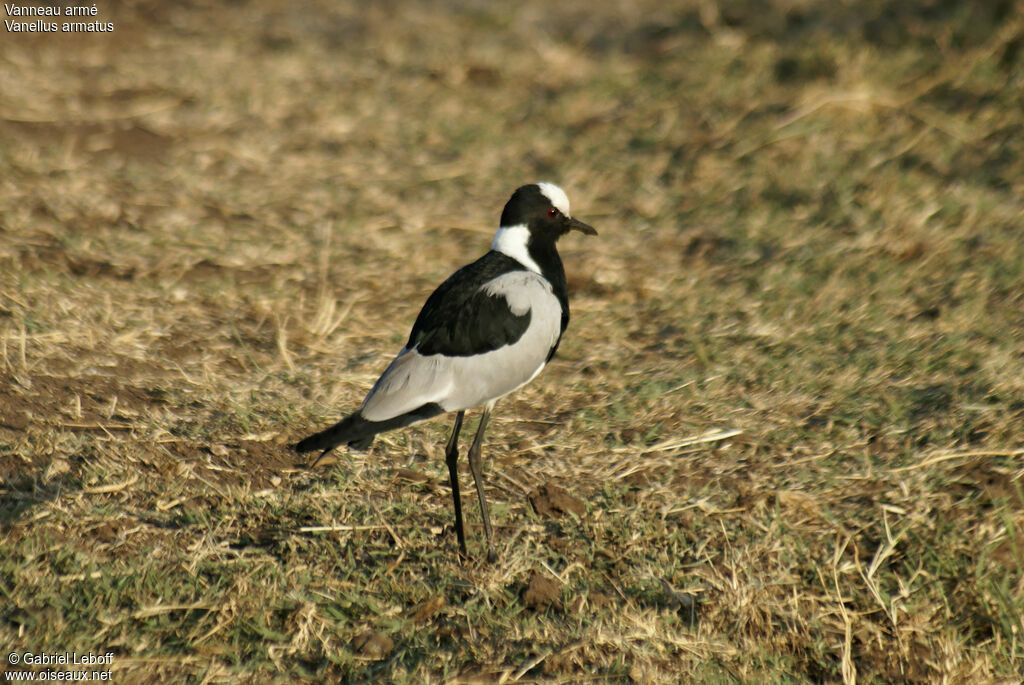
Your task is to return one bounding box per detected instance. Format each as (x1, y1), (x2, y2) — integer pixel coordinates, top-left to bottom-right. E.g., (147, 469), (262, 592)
(407, 251), (535, 357)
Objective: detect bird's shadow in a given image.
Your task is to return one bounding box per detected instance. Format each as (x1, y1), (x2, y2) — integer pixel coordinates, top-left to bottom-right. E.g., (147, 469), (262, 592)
(0, 474), (82, 529)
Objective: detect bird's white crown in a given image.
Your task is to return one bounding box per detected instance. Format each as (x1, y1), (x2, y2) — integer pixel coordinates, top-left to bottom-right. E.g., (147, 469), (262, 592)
(536, 182), (571, 217)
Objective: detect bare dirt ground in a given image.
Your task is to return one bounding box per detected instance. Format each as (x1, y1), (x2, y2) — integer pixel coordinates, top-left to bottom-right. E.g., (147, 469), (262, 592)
(2, 1), (1023, 682)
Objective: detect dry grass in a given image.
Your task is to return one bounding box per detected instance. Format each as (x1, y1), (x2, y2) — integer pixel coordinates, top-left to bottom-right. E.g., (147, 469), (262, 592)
(2, 0), (1023, 682)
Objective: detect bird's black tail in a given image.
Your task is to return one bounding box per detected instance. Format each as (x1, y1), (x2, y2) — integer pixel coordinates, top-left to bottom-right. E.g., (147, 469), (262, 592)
(293, 412), (375, 454)
(293, 403), (446, 458)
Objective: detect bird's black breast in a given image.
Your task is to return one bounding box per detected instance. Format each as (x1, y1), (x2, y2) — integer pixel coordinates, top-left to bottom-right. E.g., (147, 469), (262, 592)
(407, 251), (533, 357)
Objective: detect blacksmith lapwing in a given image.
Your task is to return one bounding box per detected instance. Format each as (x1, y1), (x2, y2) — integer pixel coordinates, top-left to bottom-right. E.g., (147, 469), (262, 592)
(294, 183), (596, 561)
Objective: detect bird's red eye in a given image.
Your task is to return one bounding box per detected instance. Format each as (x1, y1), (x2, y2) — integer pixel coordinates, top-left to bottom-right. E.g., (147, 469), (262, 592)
(547, 207), (559, 218)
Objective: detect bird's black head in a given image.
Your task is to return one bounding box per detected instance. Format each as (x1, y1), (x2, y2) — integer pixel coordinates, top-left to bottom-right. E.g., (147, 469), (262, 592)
(499, 183), (597, 242)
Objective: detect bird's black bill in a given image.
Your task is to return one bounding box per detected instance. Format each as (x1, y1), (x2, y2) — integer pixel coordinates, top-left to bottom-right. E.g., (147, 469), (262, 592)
(567, 216), (597, 235)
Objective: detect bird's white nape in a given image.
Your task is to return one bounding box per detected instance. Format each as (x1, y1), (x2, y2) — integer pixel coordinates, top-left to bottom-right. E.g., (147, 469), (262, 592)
(536, 182), (571, 216)
(491, 224), (542, 274)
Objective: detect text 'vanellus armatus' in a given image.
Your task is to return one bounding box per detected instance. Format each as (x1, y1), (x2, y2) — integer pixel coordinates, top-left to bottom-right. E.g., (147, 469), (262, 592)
(294, 183), (596, 561)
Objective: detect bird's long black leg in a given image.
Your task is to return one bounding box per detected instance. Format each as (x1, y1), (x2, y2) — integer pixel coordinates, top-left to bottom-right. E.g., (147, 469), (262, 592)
(444, 411), (467, 558)
(467, 403), (496, 562)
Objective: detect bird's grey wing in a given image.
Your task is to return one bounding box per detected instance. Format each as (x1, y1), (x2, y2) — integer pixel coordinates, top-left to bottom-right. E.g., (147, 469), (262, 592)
(359, 271), (563, 421)
(439, 271), (563, 410)
(358, 348), (454, 421)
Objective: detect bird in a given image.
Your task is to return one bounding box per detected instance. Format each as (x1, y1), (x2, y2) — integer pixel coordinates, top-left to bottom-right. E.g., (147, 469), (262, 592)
(294, 182), (596, 561)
